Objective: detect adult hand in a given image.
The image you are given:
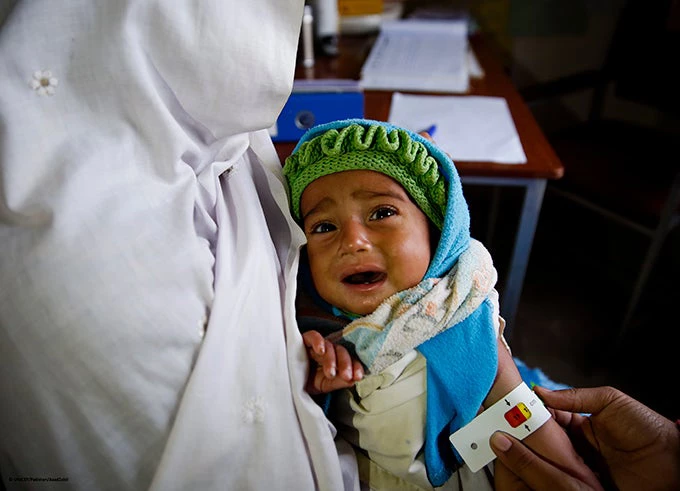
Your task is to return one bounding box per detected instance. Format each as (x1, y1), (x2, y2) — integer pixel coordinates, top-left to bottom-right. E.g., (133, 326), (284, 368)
(491, 386), (680, 491)
(302, 330), (364, 394)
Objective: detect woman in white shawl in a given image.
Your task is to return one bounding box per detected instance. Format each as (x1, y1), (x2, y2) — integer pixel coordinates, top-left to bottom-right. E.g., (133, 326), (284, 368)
(0, 1), (357, 489)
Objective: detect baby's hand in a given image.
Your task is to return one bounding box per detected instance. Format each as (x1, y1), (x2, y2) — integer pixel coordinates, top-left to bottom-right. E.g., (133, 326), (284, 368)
(302, 330), (364, 394)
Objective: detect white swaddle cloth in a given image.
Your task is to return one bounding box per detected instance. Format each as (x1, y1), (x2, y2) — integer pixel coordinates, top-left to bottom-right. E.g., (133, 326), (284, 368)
(0, 1), (357, 489)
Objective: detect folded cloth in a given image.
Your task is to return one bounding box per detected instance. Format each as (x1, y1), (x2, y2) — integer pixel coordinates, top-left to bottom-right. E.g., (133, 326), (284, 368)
(332, 240), (498, 375)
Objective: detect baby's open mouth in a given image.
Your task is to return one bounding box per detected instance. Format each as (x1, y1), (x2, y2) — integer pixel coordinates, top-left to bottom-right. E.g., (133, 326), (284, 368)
(343, 271), (386, 285)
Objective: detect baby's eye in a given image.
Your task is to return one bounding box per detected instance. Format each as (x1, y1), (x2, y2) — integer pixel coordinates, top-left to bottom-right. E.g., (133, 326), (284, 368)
(310, 222), (336, 234)
(369, 207), (397, 221)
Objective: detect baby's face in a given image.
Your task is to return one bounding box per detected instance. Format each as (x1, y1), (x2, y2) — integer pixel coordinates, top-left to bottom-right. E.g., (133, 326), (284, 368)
(300, 170), (432, 316)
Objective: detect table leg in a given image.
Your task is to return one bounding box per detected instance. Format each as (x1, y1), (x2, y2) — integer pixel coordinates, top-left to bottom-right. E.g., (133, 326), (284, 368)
(485, 186), (501, 245)
(502, 179), (547, 337)
(461, 177), (547, 340)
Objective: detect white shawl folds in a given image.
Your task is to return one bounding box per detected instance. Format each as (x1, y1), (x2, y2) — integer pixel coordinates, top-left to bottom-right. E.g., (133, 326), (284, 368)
(0, 1), (356, 489)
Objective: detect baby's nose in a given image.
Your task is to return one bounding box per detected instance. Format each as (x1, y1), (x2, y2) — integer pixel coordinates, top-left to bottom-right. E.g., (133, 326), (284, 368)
(340, 220), (371, 253)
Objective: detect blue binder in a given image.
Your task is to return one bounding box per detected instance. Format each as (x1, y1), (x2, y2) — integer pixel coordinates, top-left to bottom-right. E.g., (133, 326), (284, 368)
(270, 81), (364, 142)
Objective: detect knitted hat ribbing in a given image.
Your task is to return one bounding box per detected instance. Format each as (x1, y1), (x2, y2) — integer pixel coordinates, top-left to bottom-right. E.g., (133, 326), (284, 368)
(283, 120), (448, 229)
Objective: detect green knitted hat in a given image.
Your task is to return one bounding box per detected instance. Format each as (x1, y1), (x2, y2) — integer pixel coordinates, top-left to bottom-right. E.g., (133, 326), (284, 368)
(283, 120), (448, 229)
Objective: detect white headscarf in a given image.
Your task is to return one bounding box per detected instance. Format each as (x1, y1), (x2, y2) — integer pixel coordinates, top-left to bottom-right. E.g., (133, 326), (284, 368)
(0, 1), (357, 489)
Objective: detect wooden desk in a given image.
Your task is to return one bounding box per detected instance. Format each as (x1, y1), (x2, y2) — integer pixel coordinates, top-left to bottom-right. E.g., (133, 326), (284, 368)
(276, 34), (563, 336)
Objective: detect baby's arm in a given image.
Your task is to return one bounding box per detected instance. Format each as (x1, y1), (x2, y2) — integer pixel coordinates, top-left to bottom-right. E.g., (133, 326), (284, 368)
(485, 338), (604, 490)
(302, 330), (364, 394)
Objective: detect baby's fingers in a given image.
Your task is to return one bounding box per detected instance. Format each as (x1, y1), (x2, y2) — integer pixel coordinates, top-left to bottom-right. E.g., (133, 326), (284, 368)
(353, 360), (364, 381)
(335, 345), (364, 382)
(320, 339), (337, 379)
(334, 344), (354, 381)
(302, 330), (326, 358)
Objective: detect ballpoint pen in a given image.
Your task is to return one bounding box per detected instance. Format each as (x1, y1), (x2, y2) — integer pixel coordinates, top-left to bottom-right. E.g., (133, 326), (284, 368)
(418, 124), (437, 137)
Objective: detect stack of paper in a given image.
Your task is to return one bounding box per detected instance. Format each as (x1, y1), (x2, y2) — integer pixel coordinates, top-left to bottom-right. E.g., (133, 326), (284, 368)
(360, 19), (469, 93)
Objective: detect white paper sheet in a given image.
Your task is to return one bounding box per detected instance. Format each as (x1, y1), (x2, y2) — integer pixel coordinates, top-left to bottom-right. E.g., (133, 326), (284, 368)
(388, 93), (527, 164)
(360, 20), (469, 93)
